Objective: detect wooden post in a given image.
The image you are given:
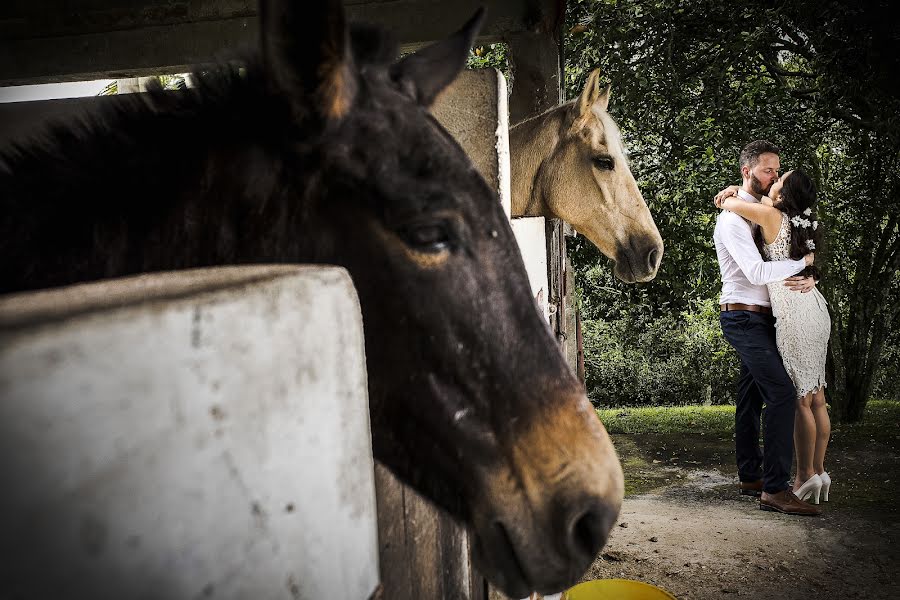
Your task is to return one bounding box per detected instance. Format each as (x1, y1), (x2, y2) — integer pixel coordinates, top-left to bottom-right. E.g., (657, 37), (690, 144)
(115, 76), (157, 94)
(374, 464), (481, 600)
(507, 24), (577, 375)
(506, 32), (562, 126)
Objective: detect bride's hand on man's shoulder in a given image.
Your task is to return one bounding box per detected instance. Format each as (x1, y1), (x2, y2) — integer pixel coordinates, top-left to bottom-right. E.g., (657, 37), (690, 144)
(714, 185), (740, 209)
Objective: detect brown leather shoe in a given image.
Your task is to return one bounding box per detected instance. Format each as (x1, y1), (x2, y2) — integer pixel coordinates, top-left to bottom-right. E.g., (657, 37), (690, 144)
(739, 479), (763, 496)
(760, 489), (822, 516)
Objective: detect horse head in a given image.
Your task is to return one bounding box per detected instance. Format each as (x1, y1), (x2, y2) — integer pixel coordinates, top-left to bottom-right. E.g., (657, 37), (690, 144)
(511, 68), (664, 283)
(262, 3), (623, 595)
(1, 1), (624, 595)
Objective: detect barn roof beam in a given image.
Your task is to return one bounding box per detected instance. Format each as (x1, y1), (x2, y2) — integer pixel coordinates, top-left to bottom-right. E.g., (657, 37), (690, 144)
(0, 0), (562, 86)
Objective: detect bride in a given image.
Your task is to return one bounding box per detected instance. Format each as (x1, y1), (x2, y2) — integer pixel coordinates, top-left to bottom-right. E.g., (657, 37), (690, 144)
(715, 169), (832, 504)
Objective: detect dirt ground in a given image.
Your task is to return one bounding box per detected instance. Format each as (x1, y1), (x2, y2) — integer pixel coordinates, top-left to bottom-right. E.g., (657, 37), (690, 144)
(567, 427), (900, 599)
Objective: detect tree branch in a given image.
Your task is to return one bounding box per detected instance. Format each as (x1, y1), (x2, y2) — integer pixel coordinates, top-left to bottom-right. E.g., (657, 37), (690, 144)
(872, 213), (899, 272)
(778, 22), (816, 59)
(788, 87), (819, 98)
(828, 107), (883, 135)
(765, 63), (817, 78)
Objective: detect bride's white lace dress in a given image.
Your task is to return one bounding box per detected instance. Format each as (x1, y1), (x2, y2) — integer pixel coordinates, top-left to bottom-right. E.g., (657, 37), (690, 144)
(763, 213), (831, 397)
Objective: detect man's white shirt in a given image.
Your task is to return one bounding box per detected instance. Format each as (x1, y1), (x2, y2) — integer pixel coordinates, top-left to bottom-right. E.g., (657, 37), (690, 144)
(714, 189), (806, 306)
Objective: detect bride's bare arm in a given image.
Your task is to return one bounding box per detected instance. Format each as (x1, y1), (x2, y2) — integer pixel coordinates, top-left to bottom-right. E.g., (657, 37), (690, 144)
(715, 196), (783, 237)
(714, 185), (741, 204)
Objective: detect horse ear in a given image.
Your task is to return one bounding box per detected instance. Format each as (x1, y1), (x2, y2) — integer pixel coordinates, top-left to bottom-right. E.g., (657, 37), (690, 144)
(577, 68), (610, 116)
(390, 7), (486, 106)
(259, 0), (356, 120)
(597, 85), (611, 112)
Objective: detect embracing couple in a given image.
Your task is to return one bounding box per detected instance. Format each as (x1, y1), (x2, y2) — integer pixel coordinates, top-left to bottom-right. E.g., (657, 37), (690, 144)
(713, 140), (831, 516)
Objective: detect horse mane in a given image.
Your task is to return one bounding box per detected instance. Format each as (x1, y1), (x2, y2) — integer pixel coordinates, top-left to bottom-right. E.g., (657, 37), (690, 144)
(0, 23), (399, 189)
(0, 25), (400, 292)
(0, 57), (270, 211)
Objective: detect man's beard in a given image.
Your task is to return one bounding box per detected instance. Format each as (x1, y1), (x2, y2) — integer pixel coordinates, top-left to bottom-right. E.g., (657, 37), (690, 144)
(749, 173), (771, 196)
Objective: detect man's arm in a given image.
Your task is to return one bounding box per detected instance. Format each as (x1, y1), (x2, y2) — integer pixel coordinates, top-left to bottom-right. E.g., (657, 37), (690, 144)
(718, 213), (809, 285)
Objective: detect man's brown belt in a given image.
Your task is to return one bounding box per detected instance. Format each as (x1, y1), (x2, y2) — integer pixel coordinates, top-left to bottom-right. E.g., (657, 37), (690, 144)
(720, 303), (772, 314)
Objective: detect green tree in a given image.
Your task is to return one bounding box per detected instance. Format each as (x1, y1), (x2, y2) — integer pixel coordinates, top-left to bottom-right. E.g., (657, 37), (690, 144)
(563, 0), (900, 421)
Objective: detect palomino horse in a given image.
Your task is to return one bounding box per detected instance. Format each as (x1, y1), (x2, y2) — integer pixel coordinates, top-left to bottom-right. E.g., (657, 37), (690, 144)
(0, 0), (622, 596)
(510, 68), (664, 283)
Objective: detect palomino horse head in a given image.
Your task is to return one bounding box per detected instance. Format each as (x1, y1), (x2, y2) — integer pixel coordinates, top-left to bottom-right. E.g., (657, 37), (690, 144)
(510, 68), (663, 283)
(0, 1), (622, 596)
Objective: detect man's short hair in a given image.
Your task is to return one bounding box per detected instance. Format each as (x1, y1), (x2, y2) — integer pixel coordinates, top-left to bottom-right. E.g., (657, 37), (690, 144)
(740, 140), (781, 169)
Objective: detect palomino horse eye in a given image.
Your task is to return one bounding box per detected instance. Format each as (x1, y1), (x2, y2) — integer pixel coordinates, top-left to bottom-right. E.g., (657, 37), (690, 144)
(399, 223), (453, 253)
(592, 155), (615, 171)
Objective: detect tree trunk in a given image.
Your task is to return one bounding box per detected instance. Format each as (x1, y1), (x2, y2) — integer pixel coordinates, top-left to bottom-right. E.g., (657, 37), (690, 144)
(829, 286), (893, 423)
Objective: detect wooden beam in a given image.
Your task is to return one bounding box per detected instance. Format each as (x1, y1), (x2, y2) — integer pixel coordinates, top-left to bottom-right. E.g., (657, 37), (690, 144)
(507, 31), (562, 125)
(504, 20), (573, 373)
(374, 463), (482, 600)
(0, 0), (560, 86)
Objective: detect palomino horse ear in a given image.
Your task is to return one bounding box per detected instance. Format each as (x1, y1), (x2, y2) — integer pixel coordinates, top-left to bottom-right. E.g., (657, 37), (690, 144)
(390, 7), (486, 106)
(597, 85), (611, 112)
(577, 68), (610, 116)
(259, 0), (356, 120)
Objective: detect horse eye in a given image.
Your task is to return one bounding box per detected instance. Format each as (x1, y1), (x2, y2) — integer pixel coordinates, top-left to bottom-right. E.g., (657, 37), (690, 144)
(592, 155), (615, 171)
(399, 223), (452, 253)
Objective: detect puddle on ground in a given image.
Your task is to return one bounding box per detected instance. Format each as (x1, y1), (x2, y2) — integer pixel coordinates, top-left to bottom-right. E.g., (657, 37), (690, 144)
(611, 433), (736, 496)
(610, 432), (900, 520)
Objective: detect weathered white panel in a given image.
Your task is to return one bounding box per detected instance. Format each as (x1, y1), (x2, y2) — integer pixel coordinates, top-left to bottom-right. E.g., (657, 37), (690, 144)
(0, 265), (379, 600)
(511, 216), (549, 322)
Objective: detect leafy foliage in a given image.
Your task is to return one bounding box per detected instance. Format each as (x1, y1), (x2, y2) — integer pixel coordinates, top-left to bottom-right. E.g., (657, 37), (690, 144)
(563, 0), (900, 420)
(583, 298), (738, 407)
(466, 43), (510, 80)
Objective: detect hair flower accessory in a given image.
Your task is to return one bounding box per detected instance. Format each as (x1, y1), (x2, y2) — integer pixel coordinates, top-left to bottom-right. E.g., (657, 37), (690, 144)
(803, 208), (812, 216)
(806, 239), (816, 250)
(791, 215), (813, 228)
(812, 221), (818, 230)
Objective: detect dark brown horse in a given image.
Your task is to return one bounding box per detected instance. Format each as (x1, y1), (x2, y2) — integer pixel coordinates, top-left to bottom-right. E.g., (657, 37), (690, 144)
(0, 1), (623, 595)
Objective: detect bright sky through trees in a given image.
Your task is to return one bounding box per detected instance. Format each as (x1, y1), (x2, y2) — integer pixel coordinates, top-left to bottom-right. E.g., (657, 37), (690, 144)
(0, 80), (115, 103)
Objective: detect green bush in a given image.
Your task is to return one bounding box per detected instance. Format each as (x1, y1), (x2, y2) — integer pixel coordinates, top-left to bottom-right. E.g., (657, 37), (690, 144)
(583, 299), (739, 407)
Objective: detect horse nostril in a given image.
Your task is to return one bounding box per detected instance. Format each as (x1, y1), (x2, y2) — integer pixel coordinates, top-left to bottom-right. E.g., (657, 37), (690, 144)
(647, 247), (661, 271)
(572, 511), (604, 559)
(566, 501), (615, 564)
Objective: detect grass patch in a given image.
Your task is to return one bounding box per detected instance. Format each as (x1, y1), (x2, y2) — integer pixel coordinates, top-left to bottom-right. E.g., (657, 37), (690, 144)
(596, 399), (900, 437)
(831, 399), (900, 441)
(596, 404), (735, 435)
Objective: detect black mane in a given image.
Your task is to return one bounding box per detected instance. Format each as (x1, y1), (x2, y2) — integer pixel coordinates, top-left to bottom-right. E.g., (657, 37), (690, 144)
(1, 22), (401, 185)
(0, 25), (405, 293)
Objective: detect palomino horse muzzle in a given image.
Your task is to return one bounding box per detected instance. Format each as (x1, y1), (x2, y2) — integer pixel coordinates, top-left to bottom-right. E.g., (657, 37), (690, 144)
(615, 234), (664, 282)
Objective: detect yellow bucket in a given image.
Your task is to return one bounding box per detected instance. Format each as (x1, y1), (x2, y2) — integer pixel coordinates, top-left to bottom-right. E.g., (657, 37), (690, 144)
(563, 578), (678, 600)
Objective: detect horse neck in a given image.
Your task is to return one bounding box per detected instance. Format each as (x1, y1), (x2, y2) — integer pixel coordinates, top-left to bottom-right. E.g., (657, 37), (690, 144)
(509, 104), (569, 217)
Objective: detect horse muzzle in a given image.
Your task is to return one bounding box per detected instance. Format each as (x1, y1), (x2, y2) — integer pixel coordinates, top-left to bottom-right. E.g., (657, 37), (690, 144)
(614, 235), (663, 283)
(468, 394), (624, 597)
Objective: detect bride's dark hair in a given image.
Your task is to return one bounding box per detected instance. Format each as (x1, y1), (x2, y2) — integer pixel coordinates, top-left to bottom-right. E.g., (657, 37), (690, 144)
(754, 168), (822, 280)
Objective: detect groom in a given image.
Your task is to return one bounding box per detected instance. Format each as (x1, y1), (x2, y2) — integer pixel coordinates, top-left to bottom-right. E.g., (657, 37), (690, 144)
(713, 140), (820, 516)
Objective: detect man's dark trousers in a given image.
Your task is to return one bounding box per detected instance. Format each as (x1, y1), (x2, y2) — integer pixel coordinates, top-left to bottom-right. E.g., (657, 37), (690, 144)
(720, 310), (796, 493)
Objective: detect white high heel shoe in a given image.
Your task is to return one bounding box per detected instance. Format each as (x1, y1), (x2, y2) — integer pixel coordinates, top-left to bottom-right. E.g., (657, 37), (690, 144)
(794, 473), (823, 504)
(818, 471), (831, 502)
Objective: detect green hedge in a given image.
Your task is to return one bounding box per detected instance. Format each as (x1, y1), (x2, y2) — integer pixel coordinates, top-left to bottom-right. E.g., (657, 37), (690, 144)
(583, 299), (739, 407)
